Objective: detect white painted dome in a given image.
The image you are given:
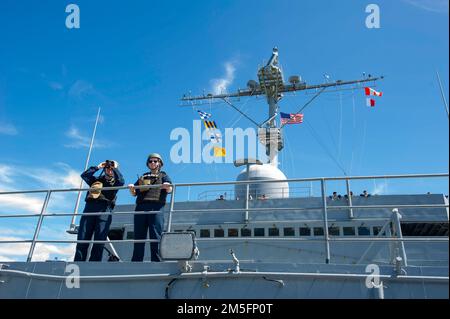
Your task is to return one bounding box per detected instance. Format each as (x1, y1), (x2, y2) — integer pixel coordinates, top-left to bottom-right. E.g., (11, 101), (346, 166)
(235, 164), (289, 199)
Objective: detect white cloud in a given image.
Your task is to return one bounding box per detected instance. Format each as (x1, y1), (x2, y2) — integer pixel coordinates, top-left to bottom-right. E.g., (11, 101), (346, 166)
(64, 126), (111, 149)
(0, 191), (44, 212)
(0, 236), (31, 258)
(0, 163), (85, 262)
(0, 228), (34, 237)
(0, 123), (18, 135)
(0, 255), (15, 262)
(0, 235), (75, 262)
(0, 162), (83, 213)
(0, 164), (14, 183)
(48, 81), (64, 91)
(38, 69), (65, 91)
(68, 80), (94, 100)
(62, 170), (83, 189)
(26, 166), (82, 189)
(33, 243), (75, 261)
(65, 126), (90, 148)
(403, 0), (449, 13)
(211, 62), (236, 95)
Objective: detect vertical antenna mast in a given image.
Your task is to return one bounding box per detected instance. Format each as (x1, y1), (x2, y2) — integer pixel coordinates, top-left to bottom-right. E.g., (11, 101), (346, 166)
(68, 106), (101, 232)
(257, 47), (283, 166)
(436, 71), (449, 119)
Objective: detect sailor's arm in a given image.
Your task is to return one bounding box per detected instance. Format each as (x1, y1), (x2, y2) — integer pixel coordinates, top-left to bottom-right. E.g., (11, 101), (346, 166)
(128, 179), (139, 197)
(112, 167), (125, 186)
(161, 183), (172, 193)
(161, 174), (173, 193)
(128, 184), (136, 196)
(80, 166), (100, 186)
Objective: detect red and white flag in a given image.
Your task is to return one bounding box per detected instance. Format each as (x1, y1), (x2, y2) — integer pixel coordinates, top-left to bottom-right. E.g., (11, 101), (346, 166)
(366, 98), (375, 107)
(364, 87), (382, 97)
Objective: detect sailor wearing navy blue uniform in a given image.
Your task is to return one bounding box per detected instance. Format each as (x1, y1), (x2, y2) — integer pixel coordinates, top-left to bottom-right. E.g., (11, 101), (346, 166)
(74, 160), (124, 262)
(128, 153), (172, 262)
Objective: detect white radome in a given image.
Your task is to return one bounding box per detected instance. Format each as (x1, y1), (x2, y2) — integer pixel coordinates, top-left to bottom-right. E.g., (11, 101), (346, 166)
(235, 164), (289, 199)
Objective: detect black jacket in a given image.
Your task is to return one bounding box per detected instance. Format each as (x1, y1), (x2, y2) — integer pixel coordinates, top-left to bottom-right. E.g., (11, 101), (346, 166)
(81, 166), (125, 205)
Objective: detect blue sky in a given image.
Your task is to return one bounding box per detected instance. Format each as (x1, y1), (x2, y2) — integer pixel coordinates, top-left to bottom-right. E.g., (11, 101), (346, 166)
(0, 0), (448, 260)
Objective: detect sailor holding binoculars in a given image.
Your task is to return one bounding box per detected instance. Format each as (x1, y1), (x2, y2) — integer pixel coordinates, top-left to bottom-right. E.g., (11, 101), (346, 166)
(74, 160), (125, 261)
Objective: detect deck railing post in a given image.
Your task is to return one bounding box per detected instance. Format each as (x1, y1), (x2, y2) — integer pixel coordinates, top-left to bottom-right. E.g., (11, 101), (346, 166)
(166, 185), (176, 232)
(391, 208), (408, 266)
(244, 182), (250, 223)
(27, 190), (52, 262)
(320, 179), (331, 264)
(345, 178), (354, 218)
(385, 222), (396, 263)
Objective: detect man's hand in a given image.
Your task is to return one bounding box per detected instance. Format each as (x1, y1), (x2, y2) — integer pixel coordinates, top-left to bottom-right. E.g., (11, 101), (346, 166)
(161, 183), (173, 193)
(128, 184), (136, 196)
(98, 162), (106, 169)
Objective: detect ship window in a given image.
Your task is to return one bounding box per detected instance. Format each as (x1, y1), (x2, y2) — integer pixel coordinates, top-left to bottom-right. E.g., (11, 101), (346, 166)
(200, 229), (210, 238)
(126, 231), (134, 239)
(328, 227), (340, 236)
(314, 227), (324, 236)
(358, 227), (370, 236)
(268, 228), (280, 236)
(108, 228), (124, 240)
(214, 229), (224, 237)
(283, 227), (295, 236)
(373, 226), (382, 236)
(174, 229), (183, 233)
(254, 228), (265, 237)
(343, 227), (355, 236)
(400, 222), (449, 237)
(299, 227), (311, 236)
(241, 228), (251, 237)
(228, 229), (239, 237)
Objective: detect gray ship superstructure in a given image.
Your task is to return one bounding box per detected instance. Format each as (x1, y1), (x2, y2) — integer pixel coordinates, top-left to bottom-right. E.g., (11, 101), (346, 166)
(0, 49), (448, 299)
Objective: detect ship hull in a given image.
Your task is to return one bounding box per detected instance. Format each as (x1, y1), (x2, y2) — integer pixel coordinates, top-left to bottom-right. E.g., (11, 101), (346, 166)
(1, 261), (447, 299)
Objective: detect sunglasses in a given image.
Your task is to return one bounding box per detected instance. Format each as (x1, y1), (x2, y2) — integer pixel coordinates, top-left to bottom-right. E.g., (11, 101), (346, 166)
(148, 160), (159, 164)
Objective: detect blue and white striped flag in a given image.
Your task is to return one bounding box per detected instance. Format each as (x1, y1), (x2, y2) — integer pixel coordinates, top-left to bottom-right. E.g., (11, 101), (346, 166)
(197, 110), (212, 120)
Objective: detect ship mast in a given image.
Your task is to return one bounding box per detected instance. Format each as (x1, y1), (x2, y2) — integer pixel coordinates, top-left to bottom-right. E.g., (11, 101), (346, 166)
(181, 47), (383, 166)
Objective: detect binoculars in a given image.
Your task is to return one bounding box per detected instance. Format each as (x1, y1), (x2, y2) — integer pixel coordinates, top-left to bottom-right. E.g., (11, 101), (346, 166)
(104, 160), (115, 168)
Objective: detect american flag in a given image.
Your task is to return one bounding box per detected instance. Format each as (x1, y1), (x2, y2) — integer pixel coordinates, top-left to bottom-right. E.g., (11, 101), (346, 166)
(280, 112), (304, 125)
(197, 110), (212, 120)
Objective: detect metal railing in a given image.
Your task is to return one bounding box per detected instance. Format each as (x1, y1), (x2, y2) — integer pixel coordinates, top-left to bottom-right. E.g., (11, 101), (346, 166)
(196, 186), (313, 201)
(0, 173), (448, 263)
